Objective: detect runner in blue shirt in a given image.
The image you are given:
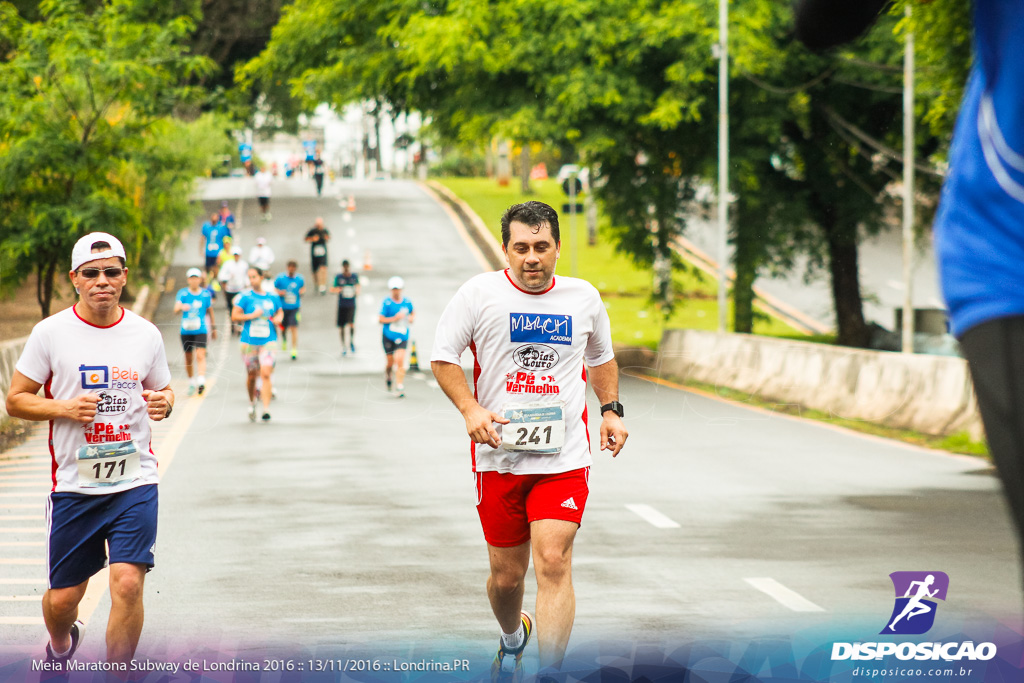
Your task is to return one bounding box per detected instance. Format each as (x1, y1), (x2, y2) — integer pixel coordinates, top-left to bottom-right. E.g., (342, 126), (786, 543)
(274, 260), (306, 361)
(232, 267), (284, 422)
(379, 276), (415, 397)
(200, 212), (231, 293)
(173, 268), (216, 396)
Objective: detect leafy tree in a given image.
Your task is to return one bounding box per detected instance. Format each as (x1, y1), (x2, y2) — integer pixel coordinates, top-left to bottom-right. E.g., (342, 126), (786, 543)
(0, 0), (225, 317)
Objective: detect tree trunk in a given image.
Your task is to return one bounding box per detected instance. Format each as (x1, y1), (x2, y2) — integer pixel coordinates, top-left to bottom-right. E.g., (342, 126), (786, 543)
(520, 144), (532, 195)
(37, 259), (57, 319)
(732, 230), (757, 334)
(825, 218), (870, 347)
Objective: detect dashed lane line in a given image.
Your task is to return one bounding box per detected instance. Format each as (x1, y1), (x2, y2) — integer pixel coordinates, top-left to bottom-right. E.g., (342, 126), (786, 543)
(744, 577), (826, 612)
(625, 504), (681, 529)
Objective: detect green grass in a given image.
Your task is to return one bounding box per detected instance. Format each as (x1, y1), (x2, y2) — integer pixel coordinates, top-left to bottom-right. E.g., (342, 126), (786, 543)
(436, 177), (808, 348)
(651, 374), (991, 459)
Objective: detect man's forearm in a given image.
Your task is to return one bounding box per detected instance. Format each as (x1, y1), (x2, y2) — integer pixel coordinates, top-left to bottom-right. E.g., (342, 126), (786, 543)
(588, 359), (620, 405)
(7, 392), (68, 422)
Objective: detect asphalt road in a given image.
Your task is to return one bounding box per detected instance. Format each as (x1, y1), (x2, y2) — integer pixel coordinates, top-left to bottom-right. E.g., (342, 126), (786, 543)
(0, 177), (1020, 676)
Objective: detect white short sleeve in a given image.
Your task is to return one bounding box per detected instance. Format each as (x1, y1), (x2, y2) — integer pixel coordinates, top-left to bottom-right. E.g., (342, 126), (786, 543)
(585, 295), (615, 367)
(15, 325), (53, 386)
(431, 284), (476, 365)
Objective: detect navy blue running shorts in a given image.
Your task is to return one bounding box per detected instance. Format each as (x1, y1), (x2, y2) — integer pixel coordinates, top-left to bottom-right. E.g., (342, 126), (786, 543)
(382, 335), (408, 355)
(46, 483), (158, 589)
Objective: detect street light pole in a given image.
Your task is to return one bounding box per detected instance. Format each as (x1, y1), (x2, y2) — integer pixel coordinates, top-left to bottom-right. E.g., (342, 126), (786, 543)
(902, 5), (915, 353)
(717, 0), (729, 334)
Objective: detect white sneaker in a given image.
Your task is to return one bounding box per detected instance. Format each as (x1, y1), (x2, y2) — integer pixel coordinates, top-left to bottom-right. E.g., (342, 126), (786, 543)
(248, 401), (257, 422)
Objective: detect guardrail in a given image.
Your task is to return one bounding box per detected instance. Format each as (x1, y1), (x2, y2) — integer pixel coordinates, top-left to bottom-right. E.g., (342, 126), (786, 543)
(657, 329), (984, 440)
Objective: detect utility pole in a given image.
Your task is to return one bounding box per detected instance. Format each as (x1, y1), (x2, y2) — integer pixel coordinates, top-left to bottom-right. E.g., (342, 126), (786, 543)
(717, 0), (730, 333)
(902, 5), (915, 353)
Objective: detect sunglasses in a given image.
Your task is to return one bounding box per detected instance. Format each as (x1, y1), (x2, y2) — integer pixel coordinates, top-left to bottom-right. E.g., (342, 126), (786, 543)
(77, 267), (125, 279)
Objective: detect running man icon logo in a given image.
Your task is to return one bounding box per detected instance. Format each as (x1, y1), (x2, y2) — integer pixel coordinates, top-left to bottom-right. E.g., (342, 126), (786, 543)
(880, 571), (950, 635)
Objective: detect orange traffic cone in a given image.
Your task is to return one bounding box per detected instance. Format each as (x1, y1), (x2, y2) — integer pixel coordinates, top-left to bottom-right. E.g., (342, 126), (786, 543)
(347, 195), (356, 212)
(363, 250), (373, 270)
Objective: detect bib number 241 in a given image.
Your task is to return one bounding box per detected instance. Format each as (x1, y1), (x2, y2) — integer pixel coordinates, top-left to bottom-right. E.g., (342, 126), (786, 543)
(501, 403), (565, 455)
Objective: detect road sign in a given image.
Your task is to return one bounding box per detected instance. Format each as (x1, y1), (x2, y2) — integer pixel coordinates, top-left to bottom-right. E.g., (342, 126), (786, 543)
(561, 177), (583, 196)
(562, 203), (584, 214)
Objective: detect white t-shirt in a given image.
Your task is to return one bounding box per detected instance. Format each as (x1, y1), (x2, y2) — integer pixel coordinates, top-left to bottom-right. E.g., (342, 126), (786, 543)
(254, 171), (272, 197)
(249, 245), (275, 271)
(218, 258), (250, 293)
(432, 270), (614, 474)
(15, 307), (172, 495)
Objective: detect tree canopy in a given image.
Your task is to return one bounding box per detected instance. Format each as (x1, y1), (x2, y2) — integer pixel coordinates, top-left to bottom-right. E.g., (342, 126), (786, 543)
(0, 0), (232, 316)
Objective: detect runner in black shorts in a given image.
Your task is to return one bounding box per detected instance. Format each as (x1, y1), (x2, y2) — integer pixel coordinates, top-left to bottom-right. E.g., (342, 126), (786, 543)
(305, 217), (331, 294)
(173, 268), (216, 396)
(330, 259), (360, 355)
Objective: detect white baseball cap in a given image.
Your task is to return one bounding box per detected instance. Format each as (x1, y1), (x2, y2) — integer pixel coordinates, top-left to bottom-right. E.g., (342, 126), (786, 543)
(231, 247), (242, 255)
(387, 276), (404, 290)
(186, 267), (203, 278)
(256, 237), (267, 245)
(71, 232), (126, 272)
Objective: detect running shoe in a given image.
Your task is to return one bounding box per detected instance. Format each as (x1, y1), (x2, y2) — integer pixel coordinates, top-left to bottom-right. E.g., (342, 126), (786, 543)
(248, 401), (257, 422)
(45, 620), (84, 664)
(350, 342), (356, 353)
(490, 611), (533, 683)
(291, 350), (297, 361)
(262, 412), (271, 422)
(281, 338), (287, 350)
(187, 384), (196, 397)
(396, 384), (405, 398)
(386, 379), (392, 391)
(197, 384), (205, 396)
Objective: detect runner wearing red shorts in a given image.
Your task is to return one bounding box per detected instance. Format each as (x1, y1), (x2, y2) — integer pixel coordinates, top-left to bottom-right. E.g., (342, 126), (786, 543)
(431, 201), (628, 683)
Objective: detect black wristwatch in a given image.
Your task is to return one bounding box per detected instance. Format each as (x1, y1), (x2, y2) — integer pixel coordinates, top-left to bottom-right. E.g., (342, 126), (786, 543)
(600, 401), (624, 418)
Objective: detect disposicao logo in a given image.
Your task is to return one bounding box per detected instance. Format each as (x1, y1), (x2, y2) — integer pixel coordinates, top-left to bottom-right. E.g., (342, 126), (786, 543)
(831, 571), (997, 663)
(80, 364), (109, 389)
(882, 571), (948, 635)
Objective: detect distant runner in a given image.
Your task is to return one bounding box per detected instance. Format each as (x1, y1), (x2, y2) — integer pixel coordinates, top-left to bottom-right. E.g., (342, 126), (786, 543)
(305, 217), (331, 294)
(232, 267), (284, 422)
(200, 211), (231, 291)
(173, 267), (216, 395)
(330, 259), (361, 356)
(379, 276), (414, 397)
(274, 260), (306, 361)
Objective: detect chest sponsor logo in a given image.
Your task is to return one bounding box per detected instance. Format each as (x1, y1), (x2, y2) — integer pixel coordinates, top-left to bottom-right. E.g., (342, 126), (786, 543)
(506, 371), (560, 395)
(95, 389), (131, 416)
(509, 313), (572, 346)
(513, 344), (560, 371)
(80, 365), (109, 389)
(79, 364), (140, 391)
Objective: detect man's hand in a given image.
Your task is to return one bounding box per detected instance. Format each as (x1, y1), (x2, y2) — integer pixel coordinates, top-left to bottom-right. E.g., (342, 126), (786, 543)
(462, 403), (510, 449)
(600, 413), (628, 457)
(64, 393), (100, 424)
(142, 390), (172, 421)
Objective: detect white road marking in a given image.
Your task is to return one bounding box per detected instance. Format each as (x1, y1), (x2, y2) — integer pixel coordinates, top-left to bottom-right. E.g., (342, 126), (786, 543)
(0, 617), (45, 625)
(744, 577), (825, 612)
(426, 380), (439, 389)
(625, 504), (680, 529)
(0, 559), (44, 565)
(0, 528), (45, 533)
(0, 542), (43, 547)
(0, 596), (41, 602)
(0, 579), (45, 585)
(0, 516), (42, 521)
